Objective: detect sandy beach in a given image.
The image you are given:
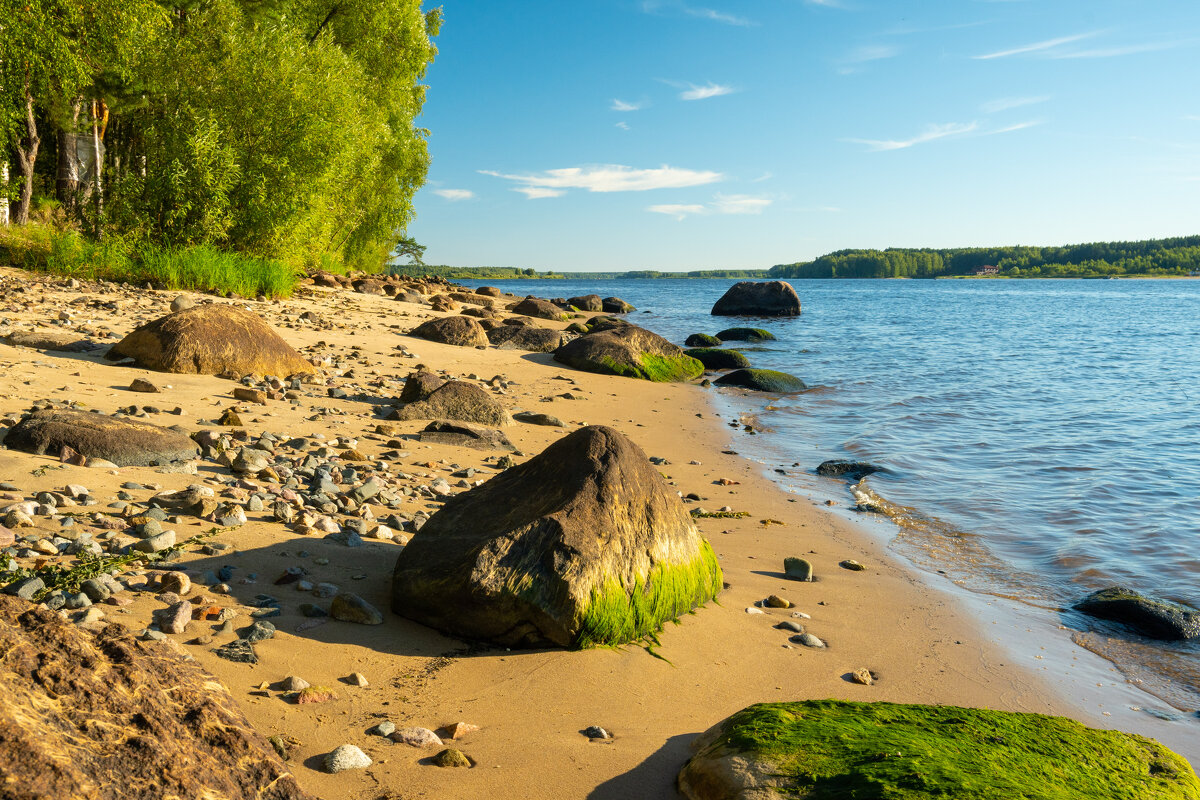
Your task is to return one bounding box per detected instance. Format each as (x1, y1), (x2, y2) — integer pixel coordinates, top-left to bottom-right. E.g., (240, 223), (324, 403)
(0, 269), (1191, 798)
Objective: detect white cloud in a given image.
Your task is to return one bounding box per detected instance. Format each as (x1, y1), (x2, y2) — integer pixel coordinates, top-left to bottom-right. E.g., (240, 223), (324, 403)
(837, 44), (900, 74)
(615, 121), (631, 131)
(611, 99), (642, 112)
(514, 187), (565, 199)
(432, 188), (474, 201)
(649, 204), (708, 221)
(712, 193), (772, 214)
(481, 164), (724, 196)
(680, 82), (736, 100)
(846, 122), (979, 151)
(986, 120), (1043, 135)
(641, 0), (755, 26)
(974, 32), (1096, 60)
(647, 193), (774, 220)
(981, 95), (1050, 113)
(1050, 40), (1192, 59)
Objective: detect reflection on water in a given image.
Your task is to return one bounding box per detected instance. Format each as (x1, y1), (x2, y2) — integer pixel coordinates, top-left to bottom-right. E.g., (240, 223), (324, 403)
(459, 277), (1200, 708)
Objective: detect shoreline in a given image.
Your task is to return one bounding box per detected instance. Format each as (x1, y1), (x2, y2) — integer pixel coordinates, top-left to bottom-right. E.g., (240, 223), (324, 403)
(0, 270), (1192, 797)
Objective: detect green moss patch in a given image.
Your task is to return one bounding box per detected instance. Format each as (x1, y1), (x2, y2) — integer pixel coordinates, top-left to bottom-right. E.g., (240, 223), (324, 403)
(715, 327), (776, 342)
(574, 539), (722, 648)
(685, 347), (751, 370)
(597, 353), (705, 382)
(697, 700), (1200, 799)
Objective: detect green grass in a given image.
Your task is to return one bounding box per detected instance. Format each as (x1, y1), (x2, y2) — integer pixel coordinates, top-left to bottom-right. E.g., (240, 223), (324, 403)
(696, 700), (1200, 799)
(573, 538), (722, 648)
(0, 224), (299, 298)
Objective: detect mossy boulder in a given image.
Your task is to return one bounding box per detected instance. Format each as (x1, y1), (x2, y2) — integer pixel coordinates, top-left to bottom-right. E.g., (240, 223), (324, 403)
(1075, 587), (1200, 640)
(678, 700), (1200, 800)
(105, 304), (314, 376)
(714, 369), (806, 393)
(407, 316), (489, 348)
(395, 381), (511, 427)
(685, 333), (722, 347)
(711, 280), (801, 317)
(391, 426), (722, 648)
(512, 297), (569, 321)
(685, 348), (751, 370)
(567, 294), (604, 312)
(5, 410), (200, 467)
(715, 327), (775, 343)
(554, 325), (704, 383)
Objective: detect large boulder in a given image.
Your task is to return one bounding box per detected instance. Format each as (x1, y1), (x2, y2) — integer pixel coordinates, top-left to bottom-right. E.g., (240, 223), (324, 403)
(554, 326), (704, 382)
(395, 381), (511, 427)
(512, 297), (569, 321)
(713, 369), (806, 393)
(476, 286), (503, 297)
(602, 297), (635, 314)
(105, 304), (314, 376)
(711, 281), (801, 317)
(679, 700), (1200, 800)
(400, 370), (447, 403)
(1075, 587), (1200, 640)
(487, 325), (566, 352)
(0, 595), (315, 800)
(4, 330), (96, 352)
(392, 426), (722, 648)
(567, 294), (603, 312)
(408, 316), (488, 348)
(685, 348), (751, 370)
(5, 410), (200, 467)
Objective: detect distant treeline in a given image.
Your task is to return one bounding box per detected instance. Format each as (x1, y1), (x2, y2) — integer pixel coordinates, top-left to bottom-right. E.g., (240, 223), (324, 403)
(769, 236), (1200, 279)
(385, 264), (763, 280)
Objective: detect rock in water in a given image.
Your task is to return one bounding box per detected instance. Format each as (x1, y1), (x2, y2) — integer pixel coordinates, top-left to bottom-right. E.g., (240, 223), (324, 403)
(105, 304), (314, 376)
(684, 333), (722, 347)
(711, 281), (801, 316)
(0, 595), (313, 799)
(1075, 586), (1200, 640)
(391, 426), (723, 648)
(714, 327), (776, 342)
(684, 348), (751, 370)
(5, 410), (200, 467)
(567, 294), (604, 312)
(408, 316), (489, 348)
(553, 325), (704, 383)
(678, 701), (1200, 800)
(714, 369), (806, 393)
(816, 460), (880, 480)
(512, 297), (569, 321)
(396, 381), (511, 427)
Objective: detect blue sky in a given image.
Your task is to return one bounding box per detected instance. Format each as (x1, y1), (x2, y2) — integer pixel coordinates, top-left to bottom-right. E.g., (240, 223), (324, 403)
(409, 0), (1200, 271)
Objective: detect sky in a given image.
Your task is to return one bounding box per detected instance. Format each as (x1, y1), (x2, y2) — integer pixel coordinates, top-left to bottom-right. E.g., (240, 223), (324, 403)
(409, 0), (1200, 271)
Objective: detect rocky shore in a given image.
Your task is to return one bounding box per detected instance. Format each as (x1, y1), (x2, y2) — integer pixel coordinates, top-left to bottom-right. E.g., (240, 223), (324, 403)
(0, 267), (1192, 798)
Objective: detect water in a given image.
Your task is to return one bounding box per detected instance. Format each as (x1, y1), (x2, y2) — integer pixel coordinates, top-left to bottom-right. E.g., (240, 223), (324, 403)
(457, 277), (1200, 709)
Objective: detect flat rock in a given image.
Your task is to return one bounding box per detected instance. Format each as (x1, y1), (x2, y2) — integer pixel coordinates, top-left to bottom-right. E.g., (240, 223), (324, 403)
(714, 369), (806, 393)
(419, 420), (515, 451)
(390, 727), (443, 748)
(513, 411), (566, 427)
(5, 410), (200, 467)
(4, 330), (94, 352)
(1075, 586), (1200, 640)
(487, 325), (566, 352)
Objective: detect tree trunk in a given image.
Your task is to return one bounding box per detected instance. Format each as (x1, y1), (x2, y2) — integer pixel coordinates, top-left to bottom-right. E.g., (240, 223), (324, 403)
(12, 76), (39, 226)
(55, 99), (83, 213)
(91, 99), (104, 237)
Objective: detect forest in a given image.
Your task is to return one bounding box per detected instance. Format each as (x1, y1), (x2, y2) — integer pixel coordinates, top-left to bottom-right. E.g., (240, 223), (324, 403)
(768, 237), (1200, 279)
(1, 0), (439, 292)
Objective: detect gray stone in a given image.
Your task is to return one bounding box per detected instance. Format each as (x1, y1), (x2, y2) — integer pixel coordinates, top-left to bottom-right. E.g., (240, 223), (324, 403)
(784, 557), (813, 582)
(5, 577), (45, 600)
(330, 593), (383, 625)
(323, 744), (372, 773)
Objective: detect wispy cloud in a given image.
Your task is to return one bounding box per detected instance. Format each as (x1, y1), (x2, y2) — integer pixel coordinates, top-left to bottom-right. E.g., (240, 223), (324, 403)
(981, 95), (1050, 113)
(1050, 40), (1193, 59)
(648, 193), (774, 220)
(974, 32), (1096, 60)
(481, 164), (723, 197)
(1184, 115), (1200, 122)
(680, 81), (736, 100)
(846, 122), (979, 151)
(985, 120), (1043, 135)
(432, 189), (474, 201)
(615, 121), (631, 131)
(611, 99), (642, 112)
(837, 44), (900, 74)
(804, 0), (847, 8)
(641, 0), (755, 26)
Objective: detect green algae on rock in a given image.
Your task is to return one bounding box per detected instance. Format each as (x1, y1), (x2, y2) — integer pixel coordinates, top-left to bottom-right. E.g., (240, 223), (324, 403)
(714, 368), (806, 393)
(678, 700), (1200, 800)
(714, 327), (776, 342)
(391, 425), (722, 648)
(685, 348), (751, 370)
(554, 325), (704, 382)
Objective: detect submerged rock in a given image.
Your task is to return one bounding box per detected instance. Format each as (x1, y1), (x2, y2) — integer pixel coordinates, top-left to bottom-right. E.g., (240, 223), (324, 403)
(714, 327), (776, 342)
(816, 460), (880, 480)
(105, 304), (314, 376)
(684, 348), (751, 370)
(678, 701), (1200, 800)
(5, 410), (200, 467)
(711, 280), (802, 317)
(554, 325), (704, 383)
(1075, 586), (1200, 640)
(714, 369), (806, 393)
(391, 426), (722, 648)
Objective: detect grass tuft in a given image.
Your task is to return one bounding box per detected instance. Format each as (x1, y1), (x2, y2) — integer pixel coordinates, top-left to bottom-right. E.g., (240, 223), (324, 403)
(700, 700), (1200, 799)
(574, 538), (722, 648)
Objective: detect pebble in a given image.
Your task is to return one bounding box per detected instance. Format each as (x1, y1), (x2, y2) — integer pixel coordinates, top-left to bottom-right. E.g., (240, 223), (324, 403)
(850, 668), (875, 685)
(583, 725), (611, 740)
(744, 607), (764, 615)
(446, 721), (479, 739)
(391, 727), (443, 748)
(160, 572), (191, 595)
(296, 685), (338, 704)
(348, 672), (369, 687)
(323, 744), (371, 773)
(371, 721), (397, 737)
(792, 633), (826, 648)
(153, 600), (192, 634)
(763, 595), (791, 609)
(281, 675), (310, 692)
(839, 559), (867, 571)
(775, 621), (805, 633)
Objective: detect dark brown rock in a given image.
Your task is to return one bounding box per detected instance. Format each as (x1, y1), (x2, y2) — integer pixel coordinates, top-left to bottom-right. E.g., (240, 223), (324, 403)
(396, 381), (511, 427)
(5, 410), (200, 467)
(602, 297), (635, 314)
(400, 370), (447, 403)
(486, 325), (566, 352)
(553, 326), (703, 382)
(567, 294), (603, 312)
(105, 304), (314, 376)
(711, 281), (801, 317)
(476, 286), (503, 297)
(4, 330), (94, 352)
(408, 316), (488, 348)
(0, 595), (314, 800)
(512, 297), (568, 321)
(419, 420), (515, 451)
(391, 426), (722, 648)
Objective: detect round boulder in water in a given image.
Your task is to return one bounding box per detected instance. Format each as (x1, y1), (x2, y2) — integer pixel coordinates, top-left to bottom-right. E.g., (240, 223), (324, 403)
(714, 369), (806, 393)
(1075, 586), (1200, 640)
(711, 281), (801, 317)
(391, 425), (723, 648)
(715, 327), (776, 342)
(685, 348), (751, 370)
(684, 333), (722, 347)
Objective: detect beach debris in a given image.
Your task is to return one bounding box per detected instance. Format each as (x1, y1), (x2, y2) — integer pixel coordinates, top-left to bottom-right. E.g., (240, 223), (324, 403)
(583, 726), (612, 740)
(323, 744), (371, 773)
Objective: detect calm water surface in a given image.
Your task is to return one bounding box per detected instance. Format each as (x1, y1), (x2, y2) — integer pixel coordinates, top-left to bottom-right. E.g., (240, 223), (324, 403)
(459, 277), (1200, 706)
